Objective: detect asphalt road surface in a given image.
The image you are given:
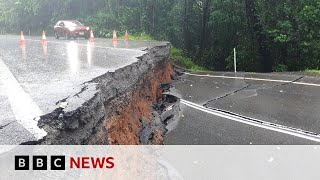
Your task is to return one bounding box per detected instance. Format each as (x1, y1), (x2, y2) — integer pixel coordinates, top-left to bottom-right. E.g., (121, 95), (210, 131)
(2, 35), (320, 145)
(165, 71), (320, 145)
(0, 35), (167, 145)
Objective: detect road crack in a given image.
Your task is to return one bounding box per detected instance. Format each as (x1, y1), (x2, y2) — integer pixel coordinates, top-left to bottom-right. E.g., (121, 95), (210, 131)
(0, 121), (14, 130)
(271, 76), (305, 88)
(203, 84), (252, 107)
(203, 75), (304, 107)
(202, 75), (252, 107)
(247, 75), (305, 92)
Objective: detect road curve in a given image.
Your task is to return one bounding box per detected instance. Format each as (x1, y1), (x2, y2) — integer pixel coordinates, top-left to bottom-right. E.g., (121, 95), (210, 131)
(165, 71), (320, 145)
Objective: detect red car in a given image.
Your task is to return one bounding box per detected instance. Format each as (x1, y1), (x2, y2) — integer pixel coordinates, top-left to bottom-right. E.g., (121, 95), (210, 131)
(54, 20), (91, 39)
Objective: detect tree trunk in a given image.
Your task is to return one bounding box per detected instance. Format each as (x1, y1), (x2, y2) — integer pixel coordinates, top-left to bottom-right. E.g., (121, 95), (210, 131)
(289, 0), (302, 70)
(183, 0), (191, 53)
(244, 0), (273, 72)
(200, 0), (211, 50)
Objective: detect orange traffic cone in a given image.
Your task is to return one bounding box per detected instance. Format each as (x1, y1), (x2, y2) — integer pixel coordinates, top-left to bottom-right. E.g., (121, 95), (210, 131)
(113, 41), (117, 48)
(90, 30), (94, 42)
(42, 42), (48, 57)
(125, 30), (129, 41)
(113, 30), (118, 41)
(20, 31), (25, 44)
(20, 42), (26, 58)
(42, 31), (47, 43)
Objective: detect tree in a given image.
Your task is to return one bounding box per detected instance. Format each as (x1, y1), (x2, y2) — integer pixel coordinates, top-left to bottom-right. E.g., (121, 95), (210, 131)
(0, 0), (318, 72)
(244, 0), (273, 72)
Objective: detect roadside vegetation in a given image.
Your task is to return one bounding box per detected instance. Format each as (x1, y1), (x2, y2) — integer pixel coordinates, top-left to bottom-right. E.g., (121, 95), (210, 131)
(118, 32), (154, 41)
(170, 48), (207, 72)
(305, 69), (320, 74)
(0, 0), (319, 73)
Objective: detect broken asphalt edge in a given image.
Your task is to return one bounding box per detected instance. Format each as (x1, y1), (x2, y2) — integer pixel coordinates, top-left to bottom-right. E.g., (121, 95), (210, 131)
(24, 42), (181, 145)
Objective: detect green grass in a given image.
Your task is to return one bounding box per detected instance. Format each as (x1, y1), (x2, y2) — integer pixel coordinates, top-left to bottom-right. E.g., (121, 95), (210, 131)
(305, 69), (320, 74)
(118, 32), (154, 41)
(170, 48), (207, 72)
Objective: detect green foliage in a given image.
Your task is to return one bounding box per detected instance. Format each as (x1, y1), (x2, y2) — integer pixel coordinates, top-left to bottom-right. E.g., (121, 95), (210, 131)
(170, 48), (207, 72)
(225, 47), (261, 72)
(268, 21), (293, 43)
(273, 64), (288, 72)
(0, 0), (319, 73)
(118, 32), (154, 41)
(170, 48), (184, 57)
(305, 69), (320, 74)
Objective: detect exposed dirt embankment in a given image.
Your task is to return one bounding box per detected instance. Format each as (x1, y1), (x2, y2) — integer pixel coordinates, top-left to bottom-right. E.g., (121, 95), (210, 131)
(38, 44), (179, 145)
(92, 62), (173, 145)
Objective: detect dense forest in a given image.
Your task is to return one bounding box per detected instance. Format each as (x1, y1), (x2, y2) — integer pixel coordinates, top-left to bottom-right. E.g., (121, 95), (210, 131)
(0, 0), (319, 72)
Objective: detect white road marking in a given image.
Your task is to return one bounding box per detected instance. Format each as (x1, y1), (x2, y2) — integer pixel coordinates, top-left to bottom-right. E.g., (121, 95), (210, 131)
(181, 99), (320, 142)
(293, 82), (320, 87)
(0, 58), (47, 140)
(185, 72), (320, 87)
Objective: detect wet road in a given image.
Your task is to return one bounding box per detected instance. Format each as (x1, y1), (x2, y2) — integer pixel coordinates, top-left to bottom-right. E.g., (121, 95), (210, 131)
(165, 71), (320, 145)
(0, 35), (167, 145)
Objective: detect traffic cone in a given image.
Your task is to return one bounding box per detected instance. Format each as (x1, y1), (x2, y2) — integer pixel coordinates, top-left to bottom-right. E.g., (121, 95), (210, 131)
(20, 31), (25, 44)
(113, 41), (117, 48)
(42, 31), (47, 43)
(20, 43), (26, 58)
(125, 30), (129, 41)
(113, 30), (117, 41)
(42, 42), (48, 57)
(90, 30), (94, 42)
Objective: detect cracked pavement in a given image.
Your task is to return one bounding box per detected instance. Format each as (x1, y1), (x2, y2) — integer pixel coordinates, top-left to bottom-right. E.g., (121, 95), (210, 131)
(0, 35), (168, 145)
(165, 71), (320, 144)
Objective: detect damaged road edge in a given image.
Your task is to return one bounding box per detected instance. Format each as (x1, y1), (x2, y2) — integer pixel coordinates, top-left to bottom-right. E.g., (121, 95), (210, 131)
(35, 43), (181, 145)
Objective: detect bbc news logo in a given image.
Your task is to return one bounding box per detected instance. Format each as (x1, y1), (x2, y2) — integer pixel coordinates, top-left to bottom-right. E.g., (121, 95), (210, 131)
(15, 156), (66, 170)
(15, 156), (115, 170)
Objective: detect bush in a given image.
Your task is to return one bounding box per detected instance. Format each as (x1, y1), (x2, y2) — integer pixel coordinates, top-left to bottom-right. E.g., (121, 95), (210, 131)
(305, 69), (320, 74)
(170, 48), (207, 71)
(170, 48), (184, 57)
(273, 64), (288, 72)
(118, 32), (154, 41)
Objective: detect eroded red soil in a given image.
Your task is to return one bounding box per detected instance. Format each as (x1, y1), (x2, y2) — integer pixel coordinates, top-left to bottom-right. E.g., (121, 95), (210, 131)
(94, 62), (173, 145)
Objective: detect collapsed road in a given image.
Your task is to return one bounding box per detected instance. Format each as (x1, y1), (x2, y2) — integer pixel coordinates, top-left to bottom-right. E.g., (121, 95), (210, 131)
(2, 35), (320, 145)
(165, 70), (320, 145)
(0, 35), (178, 145)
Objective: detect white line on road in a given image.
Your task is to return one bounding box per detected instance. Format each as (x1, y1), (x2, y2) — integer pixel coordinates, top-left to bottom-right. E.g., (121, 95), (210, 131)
(293, 82), (320, 87)
(181, 99), (320, 143)
(185, 72), (320, 87)
(0, 58), (47, 140)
